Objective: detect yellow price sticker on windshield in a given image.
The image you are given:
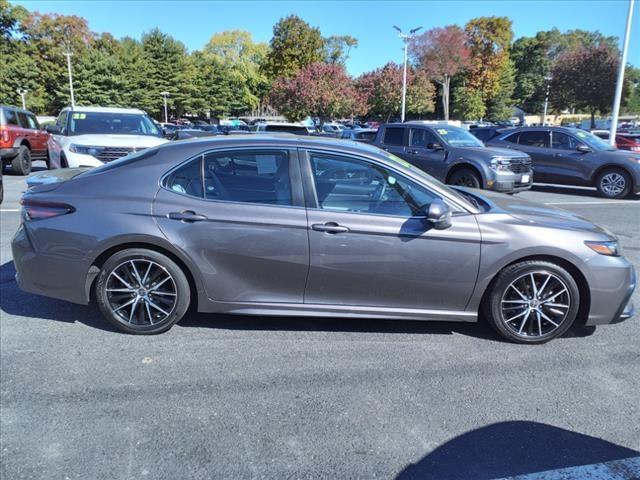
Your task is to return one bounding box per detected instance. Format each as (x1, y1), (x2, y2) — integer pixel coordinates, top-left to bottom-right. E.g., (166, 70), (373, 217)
(576, 131), (587, 138)
(72, 113), (86, 120)
(437, 129), (448, 135)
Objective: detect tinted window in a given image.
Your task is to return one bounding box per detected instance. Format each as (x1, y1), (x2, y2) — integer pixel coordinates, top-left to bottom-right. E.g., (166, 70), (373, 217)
(518, 131), (549, 148)
(16, 112), (29, 129)
(356, 131), (377, 141)
(410, 128), (439, 147)
(472, 129), (492, 142)
(264, 125), (308, 135)
(204, 150), (291, 205)
(165, 159), (203, 197)
(3, 109), (19, 126)
(503, 132), (519, 144)
(57, 111), (68, 130)
(383, 127), (404, 146)
(310, 152), (437, 216)
(551, 132), (580, 150)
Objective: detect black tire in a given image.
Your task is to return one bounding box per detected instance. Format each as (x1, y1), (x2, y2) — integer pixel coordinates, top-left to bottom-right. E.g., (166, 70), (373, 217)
(0, 180), (3, 204)
(595, 168), (632, 199)
(483, 260), (580, 344)
(448, 168), (482, 189)
(11, 145), (32, 175)
(60, 153), (69, 169)
(95, 248), (191, 334)
(45, 150), (51, 170)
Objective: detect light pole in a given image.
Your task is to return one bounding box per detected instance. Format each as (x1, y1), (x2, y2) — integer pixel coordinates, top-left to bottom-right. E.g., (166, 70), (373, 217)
(63, 51), (75, 107)
(160, 91), (170, 123)
(393, 25), (422, 122)
(16, 89), (27, 110)
(541, 75), (552, 125)
(609, 0), (635, 146)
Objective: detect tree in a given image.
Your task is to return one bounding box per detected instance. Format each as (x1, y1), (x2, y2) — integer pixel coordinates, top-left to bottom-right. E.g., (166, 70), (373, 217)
(409, 25), (471, 120)
(511, 34), (552, 113)
(262, 15), (325, 79)
(324, 35), (358, 65)
(624, 66), (640, 114)
(452, 82), (486, 120)
(269, 63), (362, 125)
(550, 44), (619, 128)
(357, 62), (435, 121)
(486, 58), (516, 121)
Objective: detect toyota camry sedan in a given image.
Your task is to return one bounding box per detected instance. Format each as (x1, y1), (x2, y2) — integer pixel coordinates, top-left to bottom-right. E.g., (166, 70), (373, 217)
(12, 136), (635, 343)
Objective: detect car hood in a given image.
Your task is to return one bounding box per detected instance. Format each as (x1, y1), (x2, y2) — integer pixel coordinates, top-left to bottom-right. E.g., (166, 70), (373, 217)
(459, 188), (612, 236)
(590, 149), (640, 161)
(449, 145), (530, 158)
(66, 134), (168, 148)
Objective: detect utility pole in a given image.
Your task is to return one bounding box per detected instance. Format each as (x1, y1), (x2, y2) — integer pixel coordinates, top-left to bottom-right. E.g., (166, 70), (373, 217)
(609, 0), (635, 146)
(393, 25), (422, 122)
(16, 89), (27, 110)
(541, 76), (552, 125)
(63, 52), (75, 107)
(161, 91), (170, 123)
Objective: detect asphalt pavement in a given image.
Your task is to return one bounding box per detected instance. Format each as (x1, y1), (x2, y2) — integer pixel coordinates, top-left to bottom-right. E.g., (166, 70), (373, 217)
(1, 163), (639, 479)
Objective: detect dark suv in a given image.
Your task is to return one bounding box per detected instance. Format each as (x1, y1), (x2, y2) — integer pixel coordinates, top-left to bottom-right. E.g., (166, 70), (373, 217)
(487, 127), (640, 199)
(0, 105), (49, 175)
(373, 122), (532, 193)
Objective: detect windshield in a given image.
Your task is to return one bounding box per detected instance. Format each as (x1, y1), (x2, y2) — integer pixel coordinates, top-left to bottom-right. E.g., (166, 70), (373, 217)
(435, 126), (484, 148)
(383, 152), (478, 211)
(573, 129), (616, 151)
(68, 112), (161, 137)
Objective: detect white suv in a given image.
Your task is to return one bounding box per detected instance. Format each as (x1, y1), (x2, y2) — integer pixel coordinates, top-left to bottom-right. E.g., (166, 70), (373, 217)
(46, 107), (167, 168)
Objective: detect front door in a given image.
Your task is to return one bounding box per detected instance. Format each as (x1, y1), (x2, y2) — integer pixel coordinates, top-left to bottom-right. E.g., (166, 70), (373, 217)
(302, 149), (481, 311)
(403, 127), (447, 179)
(153, 148), (309, 304)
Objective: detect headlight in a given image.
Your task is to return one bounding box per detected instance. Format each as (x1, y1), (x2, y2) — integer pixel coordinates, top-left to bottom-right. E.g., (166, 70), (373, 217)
(490, 157), (511, 171)
(585, 240), (621, 256)
(69, 145), (103, 157)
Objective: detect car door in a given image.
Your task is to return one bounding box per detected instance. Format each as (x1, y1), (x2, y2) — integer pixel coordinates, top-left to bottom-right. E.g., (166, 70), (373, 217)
(153, 147), (310, 304)
(24, 113), (48, 158)
(547, 131), (591, 185)
(15, 112), (37, 152)
(378, 126), (407, 158)
(508, 130), (552, 182)
(403, 127), (447, 179)
(301, 149), (481, 311)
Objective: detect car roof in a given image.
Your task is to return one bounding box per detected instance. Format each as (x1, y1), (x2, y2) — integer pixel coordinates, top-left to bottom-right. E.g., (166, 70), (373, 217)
(0, 105), (35, 115)
(62, 106), (148, 115)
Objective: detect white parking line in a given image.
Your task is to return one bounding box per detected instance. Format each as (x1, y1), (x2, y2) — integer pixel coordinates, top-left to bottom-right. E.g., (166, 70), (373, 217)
(544, 201), (639, 206)
(0, 209), (21, 212)
(495, 455), (640, 479)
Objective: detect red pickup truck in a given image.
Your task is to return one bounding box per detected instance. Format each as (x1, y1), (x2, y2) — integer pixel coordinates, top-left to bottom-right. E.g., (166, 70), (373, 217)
(0, 105), (50, 175)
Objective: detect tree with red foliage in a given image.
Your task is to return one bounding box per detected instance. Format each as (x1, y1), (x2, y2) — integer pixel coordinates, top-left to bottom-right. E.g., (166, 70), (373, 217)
(269, 62), (364, 125)
(409, 25), (471, 120)
(550, 44), (619, 129)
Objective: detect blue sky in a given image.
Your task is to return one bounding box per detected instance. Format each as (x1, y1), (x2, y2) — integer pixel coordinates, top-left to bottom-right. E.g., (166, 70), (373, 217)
(15, 0), (640, 75)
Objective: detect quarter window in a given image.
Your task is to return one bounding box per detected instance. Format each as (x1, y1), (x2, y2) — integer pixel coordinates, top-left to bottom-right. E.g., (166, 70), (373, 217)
(383, 127), (405, 146)
(4, 109), (19, 126)
(518, 131), (549, 148)
(309, 152), (437, 216)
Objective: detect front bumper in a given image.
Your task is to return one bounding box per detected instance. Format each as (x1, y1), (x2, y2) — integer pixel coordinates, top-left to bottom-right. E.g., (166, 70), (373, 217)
(0, 147), (18, 160)
(64, 150), (104, 168)
(585, 258), (636, 326)
(488, 170), (533, 193)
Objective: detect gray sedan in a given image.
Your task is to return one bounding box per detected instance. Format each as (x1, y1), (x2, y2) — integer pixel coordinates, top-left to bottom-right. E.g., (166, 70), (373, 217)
(12, 136), (635, 343)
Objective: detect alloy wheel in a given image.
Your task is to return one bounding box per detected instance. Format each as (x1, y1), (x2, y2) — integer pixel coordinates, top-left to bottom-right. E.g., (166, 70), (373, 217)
(600, 172), (626, 197)
(105, 259), (177, 326)
(500, 270), (571, 339)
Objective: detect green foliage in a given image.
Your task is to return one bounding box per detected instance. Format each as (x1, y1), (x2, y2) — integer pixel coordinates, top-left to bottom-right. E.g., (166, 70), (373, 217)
(262, 15), (325, 79)
(486, 58), (516, 121)
(452, 82), (486, 120)
(324, 35), (358, 65)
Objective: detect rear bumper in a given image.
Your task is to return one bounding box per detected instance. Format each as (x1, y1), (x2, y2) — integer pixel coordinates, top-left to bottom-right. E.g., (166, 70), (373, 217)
(0, 147), (18, 159)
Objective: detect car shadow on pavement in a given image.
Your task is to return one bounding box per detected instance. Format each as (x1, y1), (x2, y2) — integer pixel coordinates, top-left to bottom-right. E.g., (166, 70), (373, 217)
(395, 421), (640, 480)
(0, 260), (596, 341)
(532, 183), (640, 200)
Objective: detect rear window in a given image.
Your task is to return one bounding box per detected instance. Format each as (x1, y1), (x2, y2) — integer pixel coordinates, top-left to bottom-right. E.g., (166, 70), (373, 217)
(383, 127), (404, 146)
(265, 125), (308, 134)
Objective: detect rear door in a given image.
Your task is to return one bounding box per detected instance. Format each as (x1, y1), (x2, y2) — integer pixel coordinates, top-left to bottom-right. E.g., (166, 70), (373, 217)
(378, 126), (407, 158)
(508, 130), (552, 182)
(153, 147), (310, 304)
(403, 127), (447, 179)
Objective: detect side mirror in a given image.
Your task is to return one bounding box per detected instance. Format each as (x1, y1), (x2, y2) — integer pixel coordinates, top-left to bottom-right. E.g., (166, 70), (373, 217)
(427, 142), (444, 151)
(576, 144), (592, 153)
(45, 124), (61, 135)
(426, 199), (452, 230)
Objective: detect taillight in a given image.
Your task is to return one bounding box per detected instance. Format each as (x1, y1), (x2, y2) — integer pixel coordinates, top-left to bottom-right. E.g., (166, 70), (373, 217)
(20, 198), (75, 220)
(0, 126), (9, 145)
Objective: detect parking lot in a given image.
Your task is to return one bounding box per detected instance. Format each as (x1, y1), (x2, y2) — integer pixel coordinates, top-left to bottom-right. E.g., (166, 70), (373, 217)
(1, 163), (639, 479)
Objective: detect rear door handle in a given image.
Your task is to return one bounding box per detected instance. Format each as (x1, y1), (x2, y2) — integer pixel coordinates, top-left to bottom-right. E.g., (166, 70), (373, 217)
(312, 222), (349, 234)
(168, 210), (208, 222)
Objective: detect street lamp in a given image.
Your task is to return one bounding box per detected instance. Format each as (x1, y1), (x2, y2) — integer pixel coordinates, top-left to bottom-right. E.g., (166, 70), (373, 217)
(16, 89), (27, 110)
(610, 0), (635, 146)
(63, 51), (75, 107)
(541, 75), (552, 125)
(160, 91), (170, 123)
(393, 25), (422, 122)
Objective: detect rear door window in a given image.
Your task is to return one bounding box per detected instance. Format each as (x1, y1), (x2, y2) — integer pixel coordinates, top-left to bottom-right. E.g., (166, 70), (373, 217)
(16, 112), (29, 129)
(518, 131), (549, 148)
(503, 132), (519, 144)
(382, 127), (405, 146)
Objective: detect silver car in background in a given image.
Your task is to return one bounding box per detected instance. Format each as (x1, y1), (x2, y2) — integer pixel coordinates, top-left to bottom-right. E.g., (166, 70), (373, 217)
(12, 136), (635, 343)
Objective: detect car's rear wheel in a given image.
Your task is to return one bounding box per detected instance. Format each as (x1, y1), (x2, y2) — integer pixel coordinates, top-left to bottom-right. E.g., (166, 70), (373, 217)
(95, 249), (191, 334)
(448, 168), (482, 189)
(484, 260), (580, 344)
(11, 145), (32, 175)
(595, 168), (632, 199)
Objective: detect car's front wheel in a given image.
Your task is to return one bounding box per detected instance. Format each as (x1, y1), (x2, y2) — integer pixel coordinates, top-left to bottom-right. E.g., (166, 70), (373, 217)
(595, 168), (632, 199)
(484, 260), (580, 343)
(448, 168), (482, 189)
(95, 248), (191, 334)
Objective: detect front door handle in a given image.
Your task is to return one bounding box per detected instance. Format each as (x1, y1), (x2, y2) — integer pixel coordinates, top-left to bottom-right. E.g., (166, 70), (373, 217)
(168, 210), (208, 222)
(407, 149), (419, 154)
(312, 222), (349, 234)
